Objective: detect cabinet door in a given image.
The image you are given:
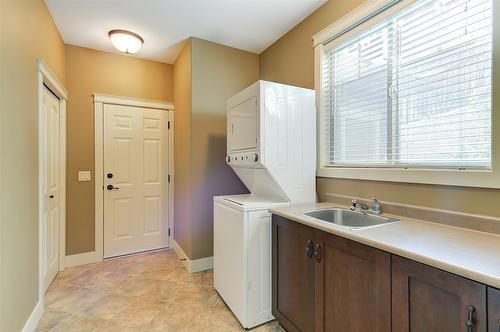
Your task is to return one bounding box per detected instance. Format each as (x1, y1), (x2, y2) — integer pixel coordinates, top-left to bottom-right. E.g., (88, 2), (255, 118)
(488, 287), (500, 332)
(314, 232), (391, 332)
(272, 215), (316, 332)
(392, 256), (486, 332)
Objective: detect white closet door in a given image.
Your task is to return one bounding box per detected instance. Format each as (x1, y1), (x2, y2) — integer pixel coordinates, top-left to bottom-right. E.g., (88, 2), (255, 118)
(103, 104), (169, 258)
(43, 86), (60, 291)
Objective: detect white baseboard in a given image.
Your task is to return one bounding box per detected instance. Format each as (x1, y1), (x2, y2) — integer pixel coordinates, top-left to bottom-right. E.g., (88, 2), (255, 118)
(189, 256), (214, 273)
(65, 251), (102, 268)
(21, 300), (44, 332)
(170, 239), (213, 273)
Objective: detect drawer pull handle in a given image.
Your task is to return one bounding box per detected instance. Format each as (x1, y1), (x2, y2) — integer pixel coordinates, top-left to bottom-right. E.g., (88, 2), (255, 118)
(305, 240), (314, 258)
(314, 244), (322, 263)
(465, 305), (475, 332)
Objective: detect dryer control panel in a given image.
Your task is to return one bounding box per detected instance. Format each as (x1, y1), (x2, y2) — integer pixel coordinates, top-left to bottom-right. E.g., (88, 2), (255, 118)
(226, 152), (261, 167)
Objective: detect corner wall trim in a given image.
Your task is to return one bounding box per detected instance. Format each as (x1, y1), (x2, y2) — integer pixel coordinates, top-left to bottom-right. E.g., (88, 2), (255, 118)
(93, 93), (174, 110)
(21, 300), (43, 332)
(170, 239), (213, 273)
(65, 251), (102, 268)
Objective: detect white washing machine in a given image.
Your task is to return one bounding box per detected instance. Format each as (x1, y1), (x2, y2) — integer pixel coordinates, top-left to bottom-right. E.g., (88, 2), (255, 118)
(213, 195), (288, 328)
(214, 80), (316, 328)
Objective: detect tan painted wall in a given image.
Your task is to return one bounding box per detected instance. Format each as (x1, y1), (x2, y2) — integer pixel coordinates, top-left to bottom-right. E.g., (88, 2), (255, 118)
(260, 0), (365, 88)
(65, 45), (173, 255)
(0, 1), (66, 330)
(259, 0), (500, 217)
(173, 40), (193, 258)
(190, 38), (257, 259)
(173, 38), (257, 260)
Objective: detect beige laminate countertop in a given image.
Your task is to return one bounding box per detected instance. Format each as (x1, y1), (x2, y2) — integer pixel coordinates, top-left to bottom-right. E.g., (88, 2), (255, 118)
(269, 202), (500, 289)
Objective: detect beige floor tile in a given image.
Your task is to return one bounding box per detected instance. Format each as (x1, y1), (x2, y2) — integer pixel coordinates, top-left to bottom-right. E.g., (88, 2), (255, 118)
(94, 319), (153, 332)
(35, 309), (72, 330)
(44, 285), (80, 307)
(37, 249), (280, 331)
(118, 276), (162, 297)
(50, 314), (107, 332)
(113, 298), (166, 325)
(47, 287), (110, 314)
(88, 272), (135, 289)
(83, 293), (132, 319)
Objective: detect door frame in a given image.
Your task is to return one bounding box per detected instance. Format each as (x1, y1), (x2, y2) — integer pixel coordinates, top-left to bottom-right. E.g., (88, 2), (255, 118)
(93, 94), (175, 261)
(37, 59), (68, 301)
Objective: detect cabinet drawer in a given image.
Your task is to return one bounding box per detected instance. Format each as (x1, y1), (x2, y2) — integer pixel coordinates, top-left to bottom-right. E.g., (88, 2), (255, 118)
(392, 256), (486, 332)
(488, 287), (500, 332)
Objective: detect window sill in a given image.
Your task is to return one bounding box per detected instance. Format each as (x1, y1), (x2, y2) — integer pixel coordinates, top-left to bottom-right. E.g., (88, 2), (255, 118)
(317, 166), (500, 189)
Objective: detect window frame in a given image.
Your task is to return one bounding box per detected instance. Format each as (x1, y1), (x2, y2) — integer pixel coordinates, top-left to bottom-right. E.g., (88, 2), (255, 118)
(313, 0), (500, 188)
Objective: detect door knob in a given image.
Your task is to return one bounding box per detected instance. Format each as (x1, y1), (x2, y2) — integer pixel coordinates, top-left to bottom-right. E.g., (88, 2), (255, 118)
(48, 194), (54, 198)
(106, 184), (119, 190)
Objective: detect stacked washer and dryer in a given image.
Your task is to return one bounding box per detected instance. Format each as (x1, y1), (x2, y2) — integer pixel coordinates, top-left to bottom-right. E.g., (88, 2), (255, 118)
(214, 80), (316, 328)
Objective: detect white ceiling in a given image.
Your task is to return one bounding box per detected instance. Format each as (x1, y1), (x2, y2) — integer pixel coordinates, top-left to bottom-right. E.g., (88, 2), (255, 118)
(45, 0), (326, 64)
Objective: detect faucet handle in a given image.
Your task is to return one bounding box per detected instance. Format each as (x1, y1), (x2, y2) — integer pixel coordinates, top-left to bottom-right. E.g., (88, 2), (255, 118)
(370, 197), (381, 214)
(350, 199), (358, 211)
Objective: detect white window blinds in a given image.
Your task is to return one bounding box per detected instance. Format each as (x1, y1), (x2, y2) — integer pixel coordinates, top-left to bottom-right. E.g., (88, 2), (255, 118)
(322, 0), (493, 169)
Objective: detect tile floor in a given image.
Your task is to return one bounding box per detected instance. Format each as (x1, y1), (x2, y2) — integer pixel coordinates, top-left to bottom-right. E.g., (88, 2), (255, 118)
(37, 249), (283, 331)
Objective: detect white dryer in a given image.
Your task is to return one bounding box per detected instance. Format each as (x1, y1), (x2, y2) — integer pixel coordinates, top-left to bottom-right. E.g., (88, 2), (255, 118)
(214, 80), (316, 328)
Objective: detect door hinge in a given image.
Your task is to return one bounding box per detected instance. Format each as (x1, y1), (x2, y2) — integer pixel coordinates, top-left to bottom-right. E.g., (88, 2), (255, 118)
(168, 121), (171, 129)
(168, 228), (171, 236)
(168, 174), (171, 183)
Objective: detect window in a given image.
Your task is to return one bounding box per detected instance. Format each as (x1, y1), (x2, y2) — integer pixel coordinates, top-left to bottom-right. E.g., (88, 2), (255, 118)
(319, 0), (493, 171)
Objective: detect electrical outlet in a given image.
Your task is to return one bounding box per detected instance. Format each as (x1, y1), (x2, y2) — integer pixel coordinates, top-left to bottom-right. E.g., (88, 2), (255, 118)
(78, 171), (91, 182)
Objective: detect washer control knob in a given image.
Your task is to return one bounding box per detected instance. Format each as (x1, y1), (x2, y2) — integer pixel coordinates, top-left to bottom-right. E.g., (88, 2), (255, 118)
(254, 153), (259, 162)
(226, 155), (230, 163)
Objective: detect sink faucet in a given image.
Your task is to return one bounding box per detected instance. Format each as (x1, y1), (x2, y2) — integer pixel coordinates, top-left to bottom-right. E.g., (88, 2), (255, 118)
(351, 199), (369, 212)
(351, 198), (382, 215)
(370, 198), (382, 215)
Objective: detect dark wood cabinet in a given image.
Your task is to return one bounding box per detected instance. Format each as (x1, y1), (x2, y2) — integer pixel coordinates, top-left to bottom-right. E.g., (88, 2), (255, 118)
(488, 287), (500, 332)
(272, 215), (497, 332)
(392, 256), (487, 332)
(314, 232), (391, 332)
(272, 215), (391, 332)
(272, 215), (316, 332)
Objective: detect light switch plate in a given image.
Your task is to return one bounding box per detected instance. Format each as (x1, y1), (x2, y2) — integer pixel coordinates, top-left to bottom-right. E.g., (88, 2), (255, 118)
(78, 171), (91, 182)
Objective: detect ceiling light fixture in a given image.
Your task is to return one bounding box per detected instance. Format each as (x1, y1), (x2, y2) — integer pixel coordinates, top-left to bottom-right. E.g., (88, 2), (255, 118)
(108, 29), (144, 54)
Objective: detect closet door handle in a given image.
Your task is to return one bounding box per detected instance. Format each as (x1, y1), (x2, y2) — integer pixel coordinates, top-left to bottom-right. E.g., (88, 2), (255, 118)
(465, 305), (475, 332)
(314, 244), (322, 263)
(305, 240), (314, 258)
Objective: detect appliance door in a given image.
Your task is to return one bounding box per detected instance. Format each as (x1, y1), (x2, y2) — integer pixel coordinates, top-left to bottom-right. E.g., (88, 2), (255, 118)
(214, 200), (246, 325)
(228, 96), (258, 152)
(246, 209), (274, 327)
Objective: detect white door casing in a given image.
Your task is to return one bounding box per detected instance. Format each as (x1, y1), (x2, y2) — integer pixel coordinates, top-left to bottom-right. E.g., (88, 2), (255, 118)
(103, 104), (169, 258)
(37, 60), (67, 318)
(42, 86), (60, 291)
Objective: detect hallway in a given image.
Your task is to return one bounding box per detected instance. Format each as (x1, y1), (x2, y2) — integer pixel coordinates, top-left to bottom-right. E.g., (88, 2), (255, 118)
(36, 250), (282, 331)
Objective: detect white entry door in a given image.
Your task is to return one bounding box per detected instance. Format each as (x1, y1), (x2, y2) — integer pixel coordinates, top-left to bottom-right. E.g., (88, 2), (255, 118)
(43, 86), (60, 292)
(103, 104), (169, 258)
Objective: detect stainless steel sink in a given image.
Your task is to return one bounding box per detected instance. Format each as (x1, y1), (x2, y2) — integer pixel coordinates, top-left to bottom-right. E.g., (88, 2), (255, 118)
(301, 208), (399, 230)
